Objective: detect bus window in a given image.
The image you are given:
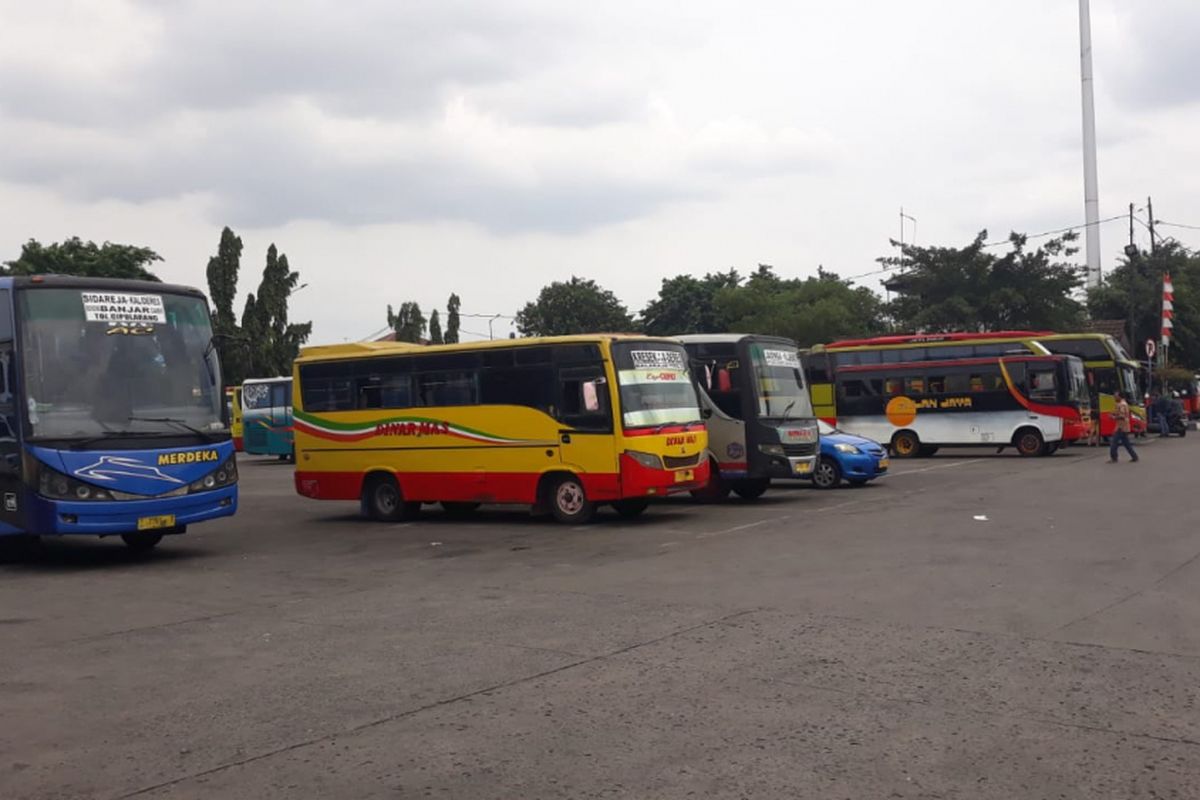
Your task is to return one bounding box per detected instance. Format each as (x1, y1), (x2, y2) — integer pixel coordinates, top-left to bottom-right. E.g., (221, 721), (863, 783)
(839, 378), (871, 398)
(558, 366), (611, 431)
(905, 376), (925, 395)
(885, 378), (903, 395)
(969, 374), (985, 392)
(927, 374), (946, 394)
(1028, 368), (1058, 401)
(945, 372), (970, 393)
(417, 371), (477, 406)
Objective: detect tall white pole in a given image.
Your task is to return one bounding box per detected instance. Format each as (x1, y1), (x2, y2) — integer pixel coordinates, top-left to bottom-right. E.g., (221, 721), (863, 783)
(1079, 0), (1102, 288)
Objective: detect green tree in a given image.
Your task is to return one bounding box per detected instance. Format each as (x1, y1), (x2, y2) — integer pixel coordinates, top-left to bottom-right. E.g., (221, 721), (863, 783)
(428, 309), (444, 344)
(1089, 240), (1199, 368)
(515, 276), (635, 336)
(3, 237), (162, 281)
(881, 231), (1085, 332)
(445, 293), (461, 344)
(241, 244), (312, 376)
(387, 302), (427, 343)
(715, 265), (886, 346)
(640, 270), (741, 335)
(205, 227), (245, 384)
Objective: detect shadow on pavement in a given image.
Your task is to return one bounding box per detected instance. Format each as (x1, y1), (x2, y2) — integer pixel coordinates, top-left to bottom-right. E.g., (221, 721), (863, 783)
(0, 536), (210, 572)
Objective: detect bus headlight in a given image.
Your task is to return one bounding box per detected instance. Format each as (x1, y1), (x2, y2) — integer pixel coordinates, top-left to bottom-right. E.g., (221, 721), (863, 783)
(36, 466), (114, 501)
(188, 455), (238, 493)
(624, 450), (663, 470)
(758, 444), (785, 456)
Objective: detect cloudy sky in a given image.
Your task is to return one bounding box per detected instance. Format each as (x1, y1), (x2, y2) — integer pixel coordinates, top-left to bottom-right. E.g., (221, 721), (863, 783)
(2, 0), (1198, 343)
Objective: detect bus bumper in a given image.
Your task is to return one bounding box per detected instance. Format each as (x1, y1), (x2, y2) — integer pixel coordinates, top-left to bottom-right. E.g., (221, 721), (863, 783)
(619, 454), (709, 498)
(28, 485), (238, 536)
(766, 455), (817, 479)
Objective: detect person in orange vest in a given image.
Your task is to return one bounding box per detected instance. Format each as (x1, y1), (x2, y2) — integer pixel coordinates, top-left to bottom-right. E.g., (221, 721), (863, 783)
(1109, 391), (1139, 463)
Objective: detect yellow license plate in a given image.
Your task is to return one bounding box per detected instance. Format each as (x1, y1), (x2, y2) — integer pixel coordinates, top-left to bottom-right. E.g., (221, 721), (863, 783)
(674, 469), (694, 483)
(879, 457), (889, 469)
(795, 461), (812, 475)
(137, 514), (176, 531)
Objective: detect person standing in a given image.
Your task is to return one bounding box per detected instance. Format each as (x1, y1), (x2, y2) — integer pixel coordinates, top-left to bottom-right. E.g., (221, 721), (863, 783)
(1109, 391), (1139, 463)
(1152, 391), (1171, 437)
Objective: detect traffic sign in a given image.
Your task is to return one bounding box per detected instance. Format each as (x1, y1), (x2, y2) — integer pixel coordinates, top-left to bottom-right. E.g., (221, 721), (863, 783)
(1145, 338), (1156, 358)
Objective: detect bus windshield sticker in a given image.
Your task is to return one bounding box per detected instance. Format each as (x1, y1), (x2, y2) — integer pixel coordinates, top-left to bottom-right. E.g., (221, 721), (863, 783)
(619, 369), (691, 385)
(630, 350), (686, 370)
(82, 292), (166, 324)
(762, 349), (801, 368)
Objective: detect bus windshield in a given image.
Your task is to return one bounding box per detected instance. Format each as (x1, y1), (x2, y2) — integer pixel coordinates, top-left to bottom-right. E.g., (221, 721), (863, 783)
(18, 288), (223, 439)
(612, 342), (702, 429)
(749, 343), (813, 422)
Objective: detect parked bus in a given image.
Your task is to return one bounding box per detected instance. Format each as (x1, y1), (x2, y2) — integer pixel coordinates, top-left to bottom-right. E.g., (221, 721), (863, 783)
(292, 336), (708, 523)
(678, 334), (818, 500)
(241, 377), (294, 460)
(810, 331), (1142, 438)
(807, 346), (1090, 456)
(0, 275), (237, 550)
(225, 386), (244, 451)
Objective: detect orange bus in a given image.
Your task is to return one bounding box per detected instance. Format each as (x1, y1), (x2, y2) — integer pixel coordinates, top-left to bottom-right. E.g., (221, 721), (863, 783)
(292, 336), (709, 523)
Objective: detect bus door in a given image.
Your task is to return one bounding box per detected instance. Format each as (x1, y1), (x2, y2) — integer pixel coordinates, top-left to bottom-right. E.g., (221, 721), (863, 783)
(556, 366), (617, 481)
(269, 382), (288, 445)
(696, 357), (746, 478)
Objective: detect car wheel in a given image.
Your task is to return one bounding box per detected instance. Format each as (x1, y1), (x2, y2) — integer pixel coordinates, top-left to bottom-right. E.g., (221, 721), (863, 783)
(812, 456), (842, 489)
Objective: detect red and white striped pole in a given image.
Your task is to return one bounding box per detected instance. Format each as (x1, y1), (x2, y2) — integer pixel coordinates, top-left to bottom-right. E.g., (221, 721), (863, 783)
(1161, 272), (1173, 369)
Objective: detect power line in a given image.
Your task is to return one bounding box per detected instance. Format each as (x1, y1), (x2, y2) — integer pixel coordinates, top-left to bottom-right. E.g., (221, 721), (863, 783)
(1158, 220), (1200, 232)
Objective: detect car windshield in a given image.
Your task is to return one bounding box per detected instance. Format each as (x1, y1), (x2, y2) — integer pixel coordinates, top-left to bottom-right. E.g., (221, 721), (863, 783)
(749, 342), (814, 423)
(18, 288), (223, 439)
(612, 342), (702, 428)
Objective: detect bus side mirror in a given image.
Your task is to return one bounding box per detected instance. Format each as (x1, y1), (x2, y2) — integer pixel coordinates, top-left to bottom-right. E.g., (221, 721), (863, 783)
(583, 381), (600, 412)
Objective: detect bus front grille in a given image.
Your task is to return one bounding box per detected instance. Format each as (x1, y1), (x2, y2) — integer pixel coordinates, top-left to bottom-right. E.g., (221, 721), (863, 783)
(663, 453), (702, 469)
(782, 443), (816, 457)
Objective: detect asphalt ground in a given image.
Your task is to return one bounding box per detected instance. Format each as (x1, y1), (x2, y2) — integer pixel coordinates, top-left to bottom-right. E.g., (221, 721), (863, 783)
(2, 436), (1199, 799)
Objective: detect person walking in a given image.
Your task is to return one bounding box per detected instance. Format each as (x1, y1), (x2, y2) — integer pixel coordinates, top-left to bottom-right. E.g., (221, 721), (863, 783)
(1152, 391), (1171, 437)
(1109, 391), (1139, 463)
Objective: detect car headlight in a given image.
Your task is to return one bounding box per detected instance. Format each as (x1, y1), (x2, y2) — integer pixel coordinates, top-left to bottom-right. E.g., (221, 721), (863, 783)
(758, 444), (785, 456)
(834, 443), (861, 454)
(188, 455), (239, 493)
(624, 450), (663, 469)
(37, 465), (114, 501)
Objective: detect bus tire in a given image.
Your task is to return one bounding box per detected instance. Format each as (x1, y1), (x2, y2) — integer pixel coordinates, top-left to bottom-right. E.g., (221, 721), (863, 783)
(612, 498), (650, 518)
(547, 475), (595, 524)
(812, 456), (842, 489)
(690, 459), (730, 503)
(1014, 428), (1045, 457)
(121, 532), (162, 552)
(918, 445), (940, 457)
(732, 478), (770, 500)
(891, 430), (921, 459)
(363, 473), (419, 522)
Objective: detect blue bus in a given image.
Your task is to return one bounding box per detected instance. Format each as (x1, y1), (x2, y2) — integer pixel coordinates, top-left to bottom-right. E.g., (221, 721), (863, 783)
(0, 275), (238, 551)
(241, 377), (294, 460)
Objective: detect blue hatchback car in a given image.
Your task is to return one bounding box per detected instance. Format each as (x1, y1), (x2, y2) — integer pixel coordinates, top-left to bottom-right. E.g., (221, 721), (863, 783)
(811, 420), (889, 489)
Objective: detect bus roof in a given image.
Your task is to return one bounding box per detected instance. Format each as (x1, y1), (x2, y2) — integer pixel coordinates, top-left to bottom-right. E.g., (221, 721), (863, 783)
(0, 274), (208, 299)
(243, 376), (291, 385)
(295, 334), (679, 364)
(823, 331), (1052, 349)
(675, 333), (796, 346)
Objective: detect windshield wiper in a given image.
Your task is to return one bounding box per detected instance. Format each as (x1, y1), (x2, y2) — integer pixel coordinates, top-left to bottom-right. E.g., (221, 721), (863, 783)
(58, 430), (166, 450)
(128, 416), (221, 441)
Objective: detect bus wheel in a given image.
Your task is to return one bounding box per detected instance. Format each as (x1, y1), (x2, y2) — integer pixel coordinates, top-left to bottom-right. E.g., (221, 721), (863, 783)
(812, 457), (842, 489)
(1015, 429), (1045, 457)
(732, 478), (770, 500)
(549, 475), (595, 524)
(690, 460), (729, 503)
(121, 533), (162, 552)
(918, 445), (939, 457)
(891, 431), (921, 459)
(612, 498), (650, 518)
(441, 501), (481, 516)
(363, 474), (418, 522)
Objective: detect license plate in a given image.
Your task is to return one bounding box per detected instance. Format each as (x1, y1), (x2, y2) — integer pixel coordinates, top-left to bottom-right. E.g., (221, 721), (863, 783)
(674, 469), (694, 483)
(794, 461), (812, 475)
(137, 514), (176, 531)
(878, 457), (889, 469)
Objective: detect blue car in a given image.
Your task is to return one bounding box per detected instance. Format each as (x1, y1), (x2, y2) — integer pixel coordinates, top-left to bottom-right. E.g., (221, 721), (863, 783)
(811, 420), (889, 489)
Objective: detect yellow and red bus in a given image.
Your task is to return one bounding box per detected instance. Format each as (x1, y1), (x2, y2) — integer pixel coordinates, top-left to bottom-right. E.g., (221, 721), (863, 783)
(806, 332), (1092, 456)
(291, 335), (708, 523)
(225, 386), (243, 451)
(809, 331), (1143, 440)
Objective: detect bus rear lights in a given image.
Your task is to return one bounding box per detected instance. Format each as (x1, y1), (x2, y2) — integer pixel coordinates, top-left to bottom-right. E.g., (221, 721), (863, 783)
(624, 450), (664, 470)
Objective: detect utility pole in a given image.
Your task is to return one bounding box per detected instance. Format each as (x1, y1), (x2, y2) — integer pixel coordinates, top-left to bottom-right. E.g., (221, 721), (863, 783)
(1079, 0), (1102, 288)
(1147, 196), (1157, 255)
(1129, 202), (1135, 250)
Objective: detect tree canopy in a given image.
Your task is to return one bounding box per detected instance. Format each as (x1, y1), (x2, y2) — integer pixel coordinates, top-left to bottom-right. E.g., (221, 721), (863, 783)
(516, 277), (634, 336)
(3, 237), (162, 281)
(881, 231), (1086, 332)
(640, 270), (740, 336)
(1089, 240), (1199, 368)
(387, 302), (427, 343)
